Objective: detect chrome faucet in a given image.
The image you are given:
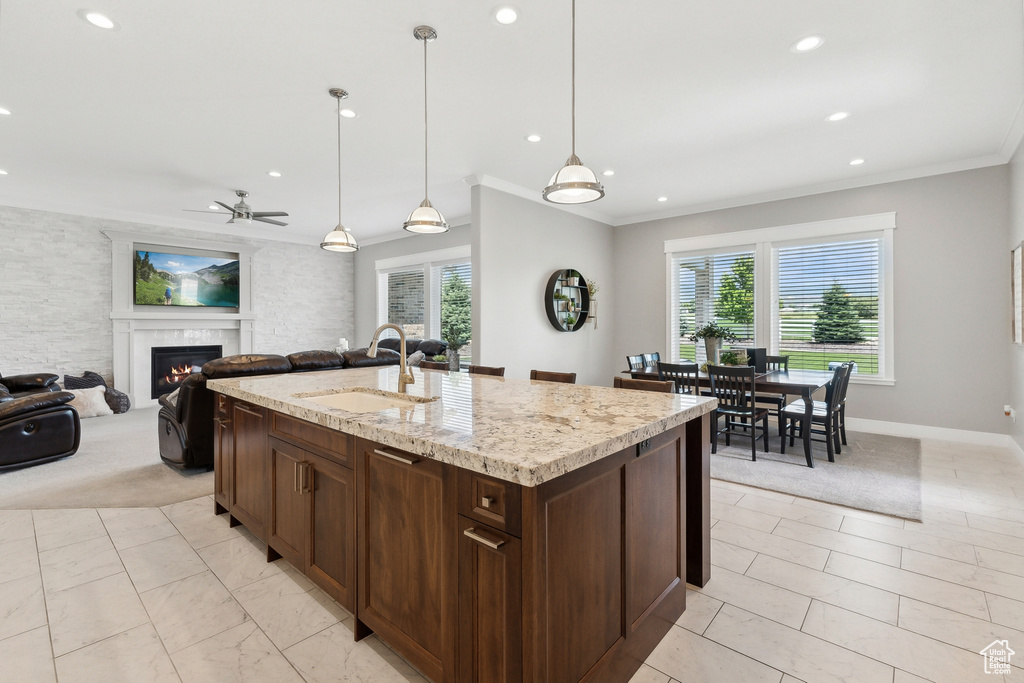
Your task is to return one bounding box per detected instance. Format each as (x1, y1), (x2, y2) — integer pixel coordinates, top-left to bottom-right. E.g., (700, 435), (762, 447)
(367, 323), (415, 394)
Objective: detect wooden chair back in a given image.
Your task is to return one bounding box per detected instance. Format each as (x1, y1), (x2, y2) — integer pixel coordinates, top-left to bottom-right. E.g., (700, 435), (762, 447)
(530, 370), (576, 384)
(766, 355), (789, 372)
(656, 361), (700, 396)
(707, 364), (758, 415)
(613, 376), (674, 393)
(626, 355), (646, 371)
(419, 360), (448, 370)
(825, 362), (852, 413)
(467, 365), (505, 377)
(642, 352), (661, 368)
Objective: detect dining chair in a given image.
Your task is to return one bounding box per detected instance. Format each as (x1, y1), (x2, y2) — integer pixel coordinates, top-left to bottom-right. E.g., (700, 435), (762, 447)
(642, 352), (661, 368)
(656, 361), (700, 396)
(613, 376), (675, 393)
(780, 362), (851, 462)
(626, 355), (646, 372)
(467, 365), (505, 377)
(530, 369), (576, 384)
(419, 360), (448, 370)
(707, 364), (770, 460)
(754, 355), (790, 430)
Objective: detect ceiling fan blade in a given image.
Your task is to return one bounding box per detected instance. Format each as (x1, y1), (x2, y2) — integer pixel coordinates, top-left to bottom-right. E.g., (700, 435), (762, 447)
(251, 211), (288, 217)
(253, 216), (288, 227)
(182, 209), (226, 214)
(214, 201), (235, 212)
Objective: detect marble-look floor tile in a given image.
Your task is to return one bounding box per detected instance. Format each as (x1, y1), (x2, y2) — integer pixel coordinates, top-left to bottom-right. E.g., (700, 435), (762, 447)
(162, 499), (242, 550)
(901, 548), (1024, 602)
(898, 596), (1024, 654)
(646, 623), (783, 683)
(39, 535), (123, 594)
(32, 509), (106, 552)
(0, 573), (47, 641)
(893, 671), (933, 683)
(715, 481), (796, 504)
(171, 621), (304, 683)
(966, 511), (1024, 539)
(0, 535), (41, 585)
(0, 625), (55, 683)
(802, 600), (992, 683)
(703, 604), (892, 683)
(232, 570), (340, 650)
(628, 663), (672, 683)
(772, 518), (902, 567)
(46, 571), (150, 657)
(710, 538), (757, 574)
(745, 554), (900, 625)
(900, 517), (1024, 557)
(140, 570), (250, 654)
(839, 516), (978, 564)
(98, 507), (179, 551)
(712, 521), (830, 570)
(709, 483), (745, 506)
(118, 534), (207, 593)
(711, 500), (781, 533)
(923, 505), (969, 526)
(675, 589), (722, 635)
(824, 552), (990, 619)
(780, 676), (806, 683)
(788, 497), (906, 528)
(698, 566), (811, 628)
(284, 622), (425, 683)
(736, 493), (844, 530)
(196, 532), (285, 591)
(0, 510), (35, 545)
(54, 623), (179, 683)
(986, 593), (1024, 631)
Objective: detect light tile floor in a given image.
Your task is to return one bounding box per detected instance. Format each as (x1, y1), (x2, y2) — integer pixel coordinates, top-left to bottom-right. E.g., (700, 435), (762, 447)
(1, 437), (1021, 682)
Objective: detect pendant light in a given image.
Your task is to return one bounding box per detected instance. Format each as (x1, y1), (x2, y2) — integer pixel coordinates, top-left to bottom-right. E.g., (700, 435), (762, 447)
(403, 25), (449, 234)
(320, 88), (359, 252)
(543, 0), (604, 204)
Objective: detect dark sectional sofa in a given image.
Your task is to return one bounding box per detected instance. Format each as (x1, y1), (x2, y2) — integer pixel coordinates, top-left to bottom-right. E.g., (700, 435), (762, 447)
(157, 340), (447, 469)
(0, 372), (81, 471)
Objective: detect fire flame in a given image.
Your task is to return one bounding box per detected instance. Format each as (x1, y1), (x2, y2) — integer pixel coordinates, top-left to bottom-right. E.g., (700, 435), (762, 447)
(164, 364), (194, 384)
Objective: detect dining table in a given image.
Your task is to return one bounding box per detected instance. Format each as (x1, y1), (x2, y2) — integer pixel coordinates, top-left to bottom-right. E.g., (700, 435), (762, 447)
(624, 366), (834, 467)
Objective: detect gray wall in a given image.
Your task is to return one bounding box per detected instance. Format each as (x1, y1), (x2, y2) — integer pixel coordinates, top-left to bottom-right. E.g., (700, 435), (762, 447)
(613, 166), (1012, 435)
(352, 224), (471, 346)
(0, 205), (354, 379)
(1010, 147), (1024, 452)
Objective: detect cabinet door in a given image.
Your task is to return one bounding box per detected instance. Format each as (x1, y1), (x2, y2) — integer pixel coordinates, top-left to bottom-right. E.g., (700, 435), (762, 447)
(268, 438), (306, 568)
(213, 414), (233, 515)
(458, 516), (522, 683)
(231, 402), (269, 540)
(357, 441), (453, 683)
(306, 453), (355, 612)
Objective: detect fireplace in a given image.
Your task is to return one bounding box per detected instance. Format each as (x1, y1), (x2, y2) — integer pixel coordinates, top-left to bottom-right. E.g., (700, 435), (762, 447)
(151, 345), (222, 399)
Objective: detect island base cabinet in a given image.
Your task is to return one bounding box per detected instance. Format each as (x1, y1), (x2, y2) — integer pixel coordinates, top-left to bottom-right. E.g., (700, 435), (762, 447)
(457, 516), (522, 683)
(229, 401), (269, 540)
(212, 410), (232, 515)
(268, 438), (307, 569)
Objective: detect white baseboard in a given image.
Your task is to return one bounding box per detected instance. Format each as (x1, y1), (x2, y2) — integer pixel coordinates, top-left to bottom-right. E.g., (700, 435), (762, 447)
(1009, 436), (1024, 467)
(845, 417), (1014, 449)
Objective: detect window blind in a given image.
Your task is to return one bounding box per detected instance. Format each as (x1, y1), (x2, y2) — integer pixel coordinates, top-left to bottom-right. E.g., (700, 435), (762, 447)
(431, 261), (472, 361)
(671, 249), (755, 363)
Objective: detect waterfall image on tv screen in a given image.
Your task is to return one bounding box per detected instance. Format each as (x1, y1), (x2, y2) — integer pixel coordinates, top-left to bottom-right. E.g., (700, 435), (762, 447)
(134, 250), (240, 307)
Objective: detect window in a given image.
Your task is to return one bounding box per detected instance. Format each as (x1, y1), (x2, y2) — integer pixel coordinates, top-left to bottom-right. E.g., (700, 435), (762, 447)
(376, 246), (472, 360)
(666, 213), (895, 384)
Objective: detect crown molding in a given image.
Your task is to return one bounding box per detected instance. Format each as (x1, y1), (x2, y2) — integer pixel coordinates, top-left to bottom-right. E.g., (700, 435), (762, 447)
(1000, 95), (1024, 160)
(355, 218), (471, 247)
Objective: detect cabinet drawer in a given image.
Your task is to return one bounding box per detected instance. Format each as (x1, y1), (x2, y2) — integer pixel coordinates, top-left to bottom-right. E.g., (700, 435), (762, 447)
(458, 471), (521, 537)
(271, 413), (351, 468)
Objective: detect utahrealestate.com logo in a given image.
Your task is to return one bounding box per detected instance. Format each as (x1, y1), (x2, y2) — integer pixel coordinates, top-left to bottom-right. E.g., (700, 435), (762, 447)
(980, 639), (1014, 675)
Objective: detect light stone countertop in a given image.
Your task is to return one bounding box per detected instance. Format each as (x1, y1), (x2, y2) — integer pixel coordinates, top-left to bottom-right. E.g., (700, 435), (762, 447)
(208, 366), (716, 487)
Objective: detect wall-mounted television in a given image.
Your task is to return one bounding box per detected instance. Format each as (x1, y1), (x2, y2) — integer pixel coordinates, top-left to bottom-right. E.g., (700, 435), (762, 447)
(134, 250), (240, 308)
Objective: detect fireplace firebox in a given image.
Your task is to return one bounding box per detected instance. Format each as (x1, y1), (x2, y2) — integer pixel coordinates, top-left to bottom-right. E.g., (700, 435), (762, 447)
(151, 345), (222, 399)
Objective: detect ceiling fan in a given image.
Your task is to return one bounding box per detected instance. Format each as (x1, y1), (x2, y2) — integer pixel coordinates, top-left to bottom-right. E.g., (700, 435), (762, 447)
(184, 190), (289, 226)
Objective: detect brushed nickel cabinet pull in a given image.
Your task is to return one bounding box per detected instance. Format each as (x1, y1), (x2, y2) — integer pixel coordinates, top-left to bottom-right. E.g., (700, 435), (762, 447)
(463, 527), (505, 550)
(374, 448), (419, 466)
(302, 463), (310, 494)
(293, 461), (299, 493)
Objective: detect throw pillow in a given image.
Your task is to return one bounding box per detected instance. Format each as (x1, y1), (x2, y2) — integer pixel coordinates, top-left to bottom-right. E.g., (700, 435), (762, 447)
(165, 387), (181, 408)
(407, 350), (425, 367)
(104, 386), (131, 414)
(69, 385), (114, 418)
(64, 372), (105, 391)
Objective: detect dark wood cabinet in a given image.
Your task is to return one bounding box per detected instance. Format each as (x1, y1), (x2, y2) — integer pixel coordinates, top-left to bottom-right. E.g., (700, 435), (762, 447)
(230, 401), (269, 540)
(269, 437), (307, 568)
(306, 453), (355, 609)
(458, 516), (522, 683)
(213, 410), (233, 516)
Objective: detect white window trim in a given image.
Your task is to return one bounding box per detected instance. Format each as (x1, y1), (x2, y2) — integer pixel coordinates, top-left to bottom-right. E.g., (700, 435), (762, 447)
(376, 245), (471, 340)
(664, 212), (896, 386)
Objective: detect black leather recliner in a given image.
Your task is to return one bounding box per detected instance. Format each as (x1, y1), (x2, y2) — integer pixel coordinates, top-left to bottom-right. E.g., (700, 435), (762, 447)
(0, 372), (61, 398)
(0, 388), (81, 470)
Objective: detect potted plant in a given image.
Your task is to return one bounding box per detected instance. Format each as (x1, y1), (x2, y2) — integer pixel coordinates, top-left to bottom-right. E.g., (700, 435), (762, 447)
(587, 279), (599, 328)
(718, 350), (748, 366)
(689, 322), (737, 365)
(564, 313), (577, 329)
(567, 270), (580, 287)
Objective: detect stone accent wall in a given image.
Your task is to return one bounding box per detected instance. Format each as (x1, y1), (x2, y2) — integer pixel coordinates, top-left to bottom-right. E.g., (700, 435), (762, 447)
(0, 205), (354, 381)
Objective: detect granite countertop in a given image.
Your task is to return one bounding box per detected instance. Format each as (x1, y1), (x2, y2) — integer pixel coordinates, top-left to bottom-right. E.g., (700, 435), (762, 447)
(208, 366), (716, 487)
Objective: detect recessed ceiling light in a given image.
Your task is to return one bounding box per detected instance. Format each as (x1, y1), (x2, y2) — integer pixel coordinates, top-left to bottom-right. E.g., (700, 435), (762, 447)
(525, 134), (541, 143)
(791, 35), (824, 53)
(826, 111), (848, 122)
(80, 11), (118, 29)
(267, 170), (282, 177)
(0, 170), (8, 175)
(849, 158), (865, 166)
(208, 205), (219, 210)
(657, 196), (668, 202)
(339, 109), (357, 118)
(0, 107), (10, 116)
(495, 7), (518, 25)
(602, 170), (614, 177)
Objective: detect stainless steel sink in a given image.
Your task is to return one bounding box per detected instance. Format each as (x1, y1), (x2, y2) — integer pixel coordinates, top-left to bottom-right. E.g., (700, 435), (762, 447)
(301, 387), (438, 413)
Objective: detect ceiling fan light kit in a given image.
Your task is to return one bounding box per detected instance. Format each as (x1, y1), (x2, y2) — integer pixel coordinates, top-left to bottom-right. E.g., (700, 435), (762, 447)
(404, 25), (450, 234)
(321, 87), (359, 252)
(543, 0), (604, 205)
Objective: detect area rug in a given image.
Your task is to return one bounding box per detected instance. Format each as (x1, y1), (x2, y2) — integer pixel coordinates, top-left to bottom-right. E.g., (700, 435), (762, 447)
(711, 430), (922, 520)
(0, 406), (214, 509)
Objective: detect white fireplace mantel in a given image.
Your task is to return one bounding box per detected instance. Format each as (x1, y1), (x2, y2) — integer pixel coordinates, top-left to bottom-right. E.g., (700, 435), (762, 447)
(103, 229), (260, 406)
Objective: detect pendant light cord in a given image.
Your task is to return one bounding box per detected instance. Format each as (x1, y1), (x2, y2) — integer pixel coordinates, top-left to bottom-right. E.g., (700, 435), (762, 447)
(423, 34), (429, 201)
(336, 94), (342, 226)
(571, 0), (576, 157)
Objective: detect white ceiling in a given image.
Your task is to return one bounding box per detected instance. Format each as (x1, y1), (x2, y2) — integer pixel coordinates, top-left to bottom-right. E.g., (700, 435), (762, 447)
(0, 0), (1022, 245)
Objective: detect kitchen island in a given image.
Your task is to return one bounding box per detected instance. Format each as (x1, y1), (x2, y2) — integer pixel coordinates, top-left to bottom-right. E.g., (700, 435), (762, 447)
(208, 365), (715, 683)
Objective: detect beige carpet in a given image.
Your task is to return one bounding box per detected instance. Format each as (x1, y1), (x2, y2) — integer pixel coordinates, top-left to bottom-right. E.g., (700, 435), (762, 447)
(711, 429), (922, 521)
(0, 407), (214, 509)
